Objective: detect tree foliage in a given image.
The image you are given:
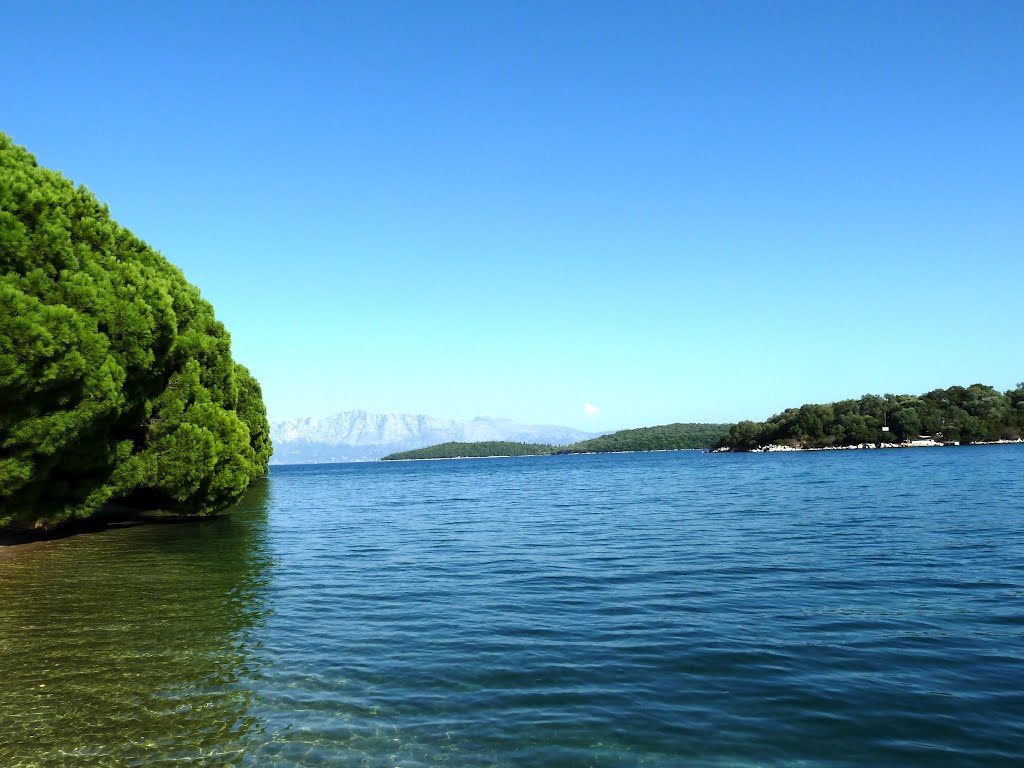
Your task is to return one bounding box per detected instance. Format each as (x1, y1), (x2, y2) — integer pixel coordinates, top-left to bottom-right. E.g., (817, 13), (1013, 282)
(0, 134), (270, 528)
(555, 423), (732, 454)
(715, 384), (1024, 451)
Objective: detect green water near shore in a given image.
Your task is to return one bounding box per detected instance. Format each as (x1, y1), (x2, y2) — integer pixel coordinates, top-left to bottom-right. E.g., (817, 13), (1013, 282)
(0, 486), (272, 766)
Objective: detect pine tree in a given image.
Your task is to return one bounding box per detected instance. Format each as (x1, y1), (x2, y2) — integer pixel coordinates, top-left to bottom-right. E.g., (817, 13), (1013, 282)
(0, 133), (270, 528)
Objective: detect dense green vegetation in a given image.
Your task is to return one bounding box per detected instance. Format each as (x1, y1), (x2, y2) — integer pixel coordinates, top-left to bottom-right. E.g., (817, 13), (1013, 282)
(381, 423), (731, 460)
(716, 384), (1024, 451)
(0, 134), (270, 529)
(555, 423), (731, 454)
(382, 441), (557, 460)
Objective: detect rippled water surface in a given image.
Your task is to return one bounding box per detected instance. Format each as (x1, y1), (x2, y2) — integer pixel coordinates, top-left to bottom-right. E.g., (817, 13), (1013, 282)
(2, 447), (1023, 766)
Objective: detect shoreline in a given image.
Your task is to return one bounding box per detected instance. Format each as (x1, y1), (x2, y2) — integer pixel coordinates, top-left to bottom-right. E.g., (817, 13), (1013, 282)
(380, 448), (705, 462)
(0, 508), (220, 562)
(712, 438), (1024, 453)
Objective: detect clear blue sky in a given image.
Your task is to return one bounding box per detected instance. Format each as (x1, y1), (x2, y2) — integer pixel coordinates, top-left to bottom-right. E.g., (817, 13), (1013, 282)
(6, 1), (1022, 430)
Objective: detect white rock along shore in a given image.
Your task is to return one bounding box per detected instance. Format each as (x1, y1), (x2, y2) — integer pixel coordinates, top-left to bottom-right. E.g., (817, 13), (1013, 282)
(712, 438), (1024, 453)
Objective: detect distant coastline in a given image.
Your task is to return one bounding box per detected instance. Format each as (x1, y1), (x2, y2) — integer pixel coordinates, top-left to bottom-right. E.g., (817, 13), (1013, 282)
(380, 424), (730, 461)
(382, 447), (707, 462)
(381, 383), (1024, 461)
(378, 439), (1024, 462)
(713, 438), (1024, 453)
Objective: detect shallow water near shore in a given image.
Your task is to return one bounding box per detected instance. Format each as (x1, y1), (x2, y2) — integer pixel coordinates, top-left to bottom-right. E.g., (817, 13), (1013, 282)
(1, 446), (1023, 766)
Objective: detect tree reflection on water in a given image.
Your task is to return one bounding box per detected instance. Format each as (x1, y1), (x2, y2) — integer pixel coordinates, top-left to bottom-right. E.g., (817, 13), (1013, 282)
(0, 480), (274, 767)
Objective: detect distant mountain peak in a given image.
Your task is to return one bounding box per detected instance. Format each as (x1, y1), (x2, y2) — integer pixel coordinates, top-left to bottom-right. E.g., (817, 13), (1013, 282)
(269, 410), (604, 465)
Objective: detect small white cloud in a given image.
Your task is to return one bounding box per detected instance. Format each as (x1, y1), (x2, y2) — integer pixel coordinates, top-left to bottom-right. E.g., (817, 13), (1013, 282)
(583, 403), (600, 415)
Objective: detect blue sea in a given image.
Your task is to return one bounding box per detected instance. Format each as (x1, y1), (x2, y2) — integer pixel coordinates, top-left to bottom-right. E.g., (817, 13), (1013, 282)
(1, 446), (1022, 766)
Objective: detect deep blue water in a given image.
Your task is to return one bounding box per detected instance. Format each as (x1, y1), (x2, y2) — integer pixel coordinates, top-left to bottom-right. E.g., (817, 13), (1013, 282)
(2, 446), (1023, 766)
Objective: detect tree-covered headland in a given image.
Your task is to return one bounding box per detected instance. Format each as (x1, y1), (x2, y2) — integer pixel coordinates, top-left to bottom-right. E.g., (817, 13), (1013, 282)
(716, 384), (1024, 451)
(0, 134), (271, 530)
(381, 423), (731, 460)
(383, 442), (558, 460)
(555, 423), (731, 454)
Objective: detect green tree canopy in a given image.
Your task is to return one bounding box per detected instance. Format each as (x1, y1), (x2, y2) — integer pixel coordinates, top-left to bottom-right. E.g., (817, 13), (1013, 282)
(715, 383), (1023, 451)
(0, 134), (270, 529)
(554, 423), (731, 454)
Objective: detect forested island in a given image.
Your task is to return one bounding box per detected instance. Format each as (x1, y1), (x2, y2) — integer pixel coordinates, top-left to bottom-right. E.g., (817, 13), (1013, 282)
(715, 384), (1024, 451)
(382, 442), (558, 460)
(557, 423), (731, 454)
(381, 423), (732, 460)
(0, 134), (270, 531)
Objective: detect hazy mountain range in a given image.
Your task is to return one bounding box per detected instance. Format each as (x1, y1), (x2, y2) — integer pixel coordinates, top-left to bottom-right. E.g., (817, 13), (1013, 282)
(270, 410), (604, 464)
